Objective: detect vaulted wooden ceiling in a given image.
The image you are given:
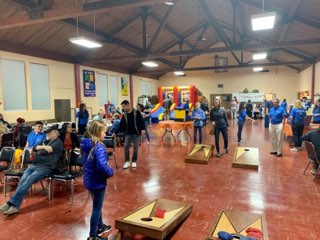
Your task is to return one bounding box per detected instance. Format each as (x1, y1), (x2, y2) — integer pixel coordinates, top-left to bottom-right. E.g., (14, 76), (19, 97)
(0, 0), (319, 79)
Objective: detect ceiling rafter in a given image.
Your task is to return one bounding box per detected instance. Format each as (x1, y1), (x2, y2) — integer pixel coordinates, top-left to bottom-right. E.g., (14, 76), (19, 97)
(0, 0), (166, 30)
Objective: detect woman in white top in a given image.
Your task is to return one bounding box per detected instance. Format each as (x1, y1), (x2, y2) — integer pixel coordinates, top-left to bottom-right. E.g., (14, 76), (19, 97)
(230, 96), (238, 119)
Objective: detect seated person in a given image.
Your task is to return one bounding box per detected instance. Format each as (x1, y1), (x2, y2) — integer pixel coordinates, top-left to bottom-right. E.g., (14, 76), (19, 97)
(25, 121), (46, 150)
(302, 128), (320, 175)
(0, 122), (9, 135)
(93, 109), (105, 121)
(0, 127), (63, 215)
(59, 122), (80, 165)
(0, 113), (12, 129)
(107, 113), (121, 135)
(13, 117), (28, 142)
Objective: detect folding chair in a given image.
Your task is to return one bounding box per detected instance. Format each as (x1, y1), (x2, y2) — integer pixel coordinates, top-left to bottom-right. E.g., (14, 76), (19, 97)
(103, 136), (118, 169)
(303, 141), (320, 181)
(0, 147), (15, 184)
(48, 150), (82, 204)
(0, 132), (15, 149)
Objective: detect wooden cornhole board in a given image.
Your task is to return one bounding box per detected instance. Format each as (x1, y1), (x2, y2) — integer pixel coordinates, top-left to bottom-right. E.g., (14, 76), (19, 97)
(115, 198), (192, 240)
(206, 210), (269, 240)
(185, 144), (214, 164)
(232, 147), (259, 170)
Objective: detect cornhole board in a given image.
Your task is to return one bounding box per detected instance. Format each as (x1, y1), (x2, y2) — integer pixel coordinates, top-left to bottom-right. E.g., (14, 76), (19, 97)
(115, 198), (192, 240)
(185, 144), (214, 164)
(206, 210), (269, 240)
(232, 147), (259, 170)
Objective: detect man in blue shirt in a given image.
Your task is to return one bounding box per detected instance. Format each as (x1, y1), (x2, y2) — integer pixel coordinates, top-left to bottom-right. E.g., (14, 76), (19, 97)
(25, 121), (46, 150)
(289, 100), (306, 151)
(269, 99), (287, 157)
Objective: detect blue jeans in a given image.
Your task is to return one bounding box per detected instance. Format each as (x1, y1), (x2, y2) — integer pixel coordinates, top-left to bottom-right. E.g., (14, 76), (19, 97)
(214, 127), (228, 153)
(144, 122), (150, 142)
(8, 165), (51, 209)
(237, 122), (244, 142)
(124, 134), (140, 162)
(193, 127), (202, 144)
(90, 189), (106, 237)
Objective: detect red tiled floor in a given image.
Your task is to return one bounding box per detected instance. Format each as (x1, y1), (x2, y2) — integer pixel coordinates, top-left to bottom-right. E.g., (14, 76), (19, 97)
(1, 120), (320, 240)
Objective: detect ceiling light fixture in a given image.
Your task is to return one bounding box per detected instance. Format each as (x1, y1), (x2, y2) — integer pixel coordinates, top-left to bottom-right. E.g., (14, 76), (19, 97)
(69, 36), (103, 48)
(251, 12), (276, 31)
(164, 2), (175, 6)
(252, 52), (267, 60)
(142, 60), (159, 68)
(174, 70), (185, 76)
(253, 67), (264, 72)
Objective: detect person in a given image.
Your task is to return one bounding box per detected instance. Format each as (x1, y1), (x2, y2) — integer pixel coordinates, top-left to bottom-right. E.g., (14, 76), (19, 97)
(253, 104), (262, 119)
(302, 128), (320, 175)
(312, 99), (320, 124)
(264, 98), (274, 128)
(144, 102), (153, 126)
(246, 100), (253, 118)
(269, 98), (287, 157)
(210, 99), (229, 157)
(289, 100), (306, 152)
(0, 127), (63, 215)
(76, 103), (89, 135)
(163, 96), (172, 120)
(60, 122), (80, 165)
(81, 121), (114, 240)
(0, 122), (9, 135)
(0, 113), (12, 129)
(281, 99), (288, 113)
(183, 100), (190, 116)
(13, 117), (28, 143)
(93, 109), (105, 122)
(191, 102), (206, 144)
(230, 96), (238, 119)
(107, 113), (121, 135)
(200, 99), (209, 126)
(137, 104), (150, 144)
(237, 102), (255, 144)
(25, 121), (46, 150)
(115, 100), (144, 169)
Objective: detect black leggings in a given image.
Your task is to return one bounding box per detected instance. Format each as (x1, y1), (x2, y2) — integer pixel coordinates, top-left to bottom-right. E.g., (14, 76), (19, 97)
(292, 123), (304, 147)
(214, 127), (228, 152)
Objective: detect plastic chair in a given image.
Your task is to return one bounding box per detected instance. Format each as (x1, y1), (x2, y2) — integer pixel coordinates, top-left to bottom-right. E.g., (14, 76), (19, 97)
(303, 141), (320, 181)
(103, 136), (118, 169)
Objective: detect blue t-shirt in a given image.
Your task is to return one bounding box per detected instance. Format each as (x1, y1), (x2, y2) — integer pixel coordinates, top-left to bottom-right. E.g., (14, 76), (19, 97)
(290, 108), (306, 124)
(269, 106), (286, 124)
(280, 102), (287, 111)
(238, 109), (247, 124)
(27, 131), (46, 148)
(265, 100), (274, 111)
(313, 107), (320, 123)
(76, 111), (89, 125)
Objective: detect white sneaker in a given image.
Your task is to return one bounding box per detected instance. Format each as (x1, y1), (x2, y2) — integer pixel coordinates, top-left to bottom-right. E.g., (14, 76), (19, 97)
(132, 162), (137, 168)
(123, 162), (130, 169)
(290, 148), (298, 152)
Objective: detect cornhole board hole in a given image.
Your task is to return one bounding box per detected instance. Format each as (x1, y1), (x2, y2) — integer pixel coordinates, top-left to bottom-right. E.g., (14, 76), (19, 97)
(185, 144), (214, 164)
(232, 147), (259, 170)
(115, 198), (192, 240)
(206, 210), (269, 240)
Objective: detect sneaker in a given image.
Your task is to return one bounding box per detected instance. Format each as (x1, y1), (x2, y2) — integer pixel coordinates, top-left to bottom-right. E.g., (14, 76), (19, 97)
(224, 148), (229, 154)
(217, 152), (221, 157)
(290, 148), (298, 152)
(123, 162), (130, 169)
(240, 139), (246, 143)
(276, 154), (282, 157)
(0, 203), (10, 212)
(3, 206), (19, 215)
(97, 224), (112, 235)
(87, 236), (108, 240)
(132, 162), (137, 168)
(270, 152), (277, 155)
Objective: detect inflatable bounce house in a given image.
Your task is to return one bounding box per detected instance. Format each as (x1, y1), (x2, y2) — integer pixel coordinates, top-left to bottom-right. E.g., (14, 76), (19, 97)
(151, 85), (198, 123)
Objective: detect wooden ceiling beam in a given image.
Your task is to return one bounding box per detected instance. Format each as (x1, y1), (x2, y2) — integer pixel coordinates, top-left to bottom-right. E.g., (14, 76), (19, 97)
(85, 38), (320, 63)
(0, 0), (165, 30)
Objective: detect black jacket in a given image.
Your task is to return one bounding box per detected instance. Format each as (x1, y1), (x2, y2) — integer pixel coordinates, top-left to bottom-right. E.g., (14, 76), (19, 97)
(210, 108), (229, 128)
(117, 109), (145, 135)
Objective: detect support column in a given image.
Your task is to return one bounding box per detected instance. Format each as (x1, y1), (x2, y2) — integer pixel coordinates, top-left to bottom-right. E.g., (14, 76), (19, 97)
(311, 63), (315, 103)
(74, 64), (81, 107)
(129, 74), (133, 104)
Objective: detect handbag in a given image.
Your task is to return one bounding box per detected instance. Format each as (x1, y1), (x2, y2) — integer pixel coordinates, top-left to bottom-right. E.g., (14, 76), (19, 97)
(209, 125), (215, 135)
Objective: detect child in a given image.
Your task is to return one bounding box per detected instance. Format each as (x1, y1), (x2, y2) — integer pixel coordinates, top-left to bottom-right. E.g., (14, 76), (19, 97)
(191, 102), (206, 144)
(81, 121), (114, 240)
(237, 102), (255, 144)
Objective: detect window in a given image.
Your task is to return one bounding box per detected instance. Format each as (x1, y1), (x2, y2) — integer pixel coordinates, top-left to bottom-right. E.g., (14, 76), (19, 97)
(141, 80), (146, 96)
(146, 81), (152, 97)
(30, 63), (50, 110)
(97, 73), (108, 106)
(108, 75), (118, 105)
(0, 59), (27, 111)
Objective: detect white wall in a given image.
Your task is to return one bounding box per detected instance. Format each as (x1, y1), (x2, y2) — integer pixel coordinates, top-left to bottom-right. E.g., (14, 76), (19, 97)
(298, 62), (320, 99)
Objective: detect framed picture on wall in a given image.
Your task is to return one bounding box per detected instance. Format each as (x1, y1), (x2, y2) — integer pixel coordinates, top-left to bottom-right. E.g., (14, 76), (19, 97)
(83, 70), (96, 97)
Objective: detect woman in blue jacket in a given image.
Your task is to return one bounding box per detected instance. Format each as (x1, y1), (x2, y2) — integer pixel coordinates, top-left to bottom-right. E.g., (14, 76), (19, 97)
(191, 102), (206, 144)
(289, 100), (306, 152)
(81, 121), (114, 240)
(237, 102), (255, 144)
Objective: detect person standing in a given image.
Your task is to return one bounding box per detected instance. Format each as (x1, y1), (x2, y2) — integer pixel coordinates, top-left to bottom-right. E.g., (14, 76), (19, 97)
(191, 102), (206, 144)
(269, 99), (287, 157)
(281, 99), (288, 113)
(246, 100), (253, 118)
(116, 100), (145, 169)
(163, 96), (172, 120)
(210, 99), (229, 157)
(237, 102), (255, 144)
(312, 99), (320, 124)
(289, 100), (306, 152)
(137, 104), (150, 144)
(264, 98), (274, 128)
(81, 121), (114, 240)
(230, 96), (238, 119)
(76, 103), (89, 135)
